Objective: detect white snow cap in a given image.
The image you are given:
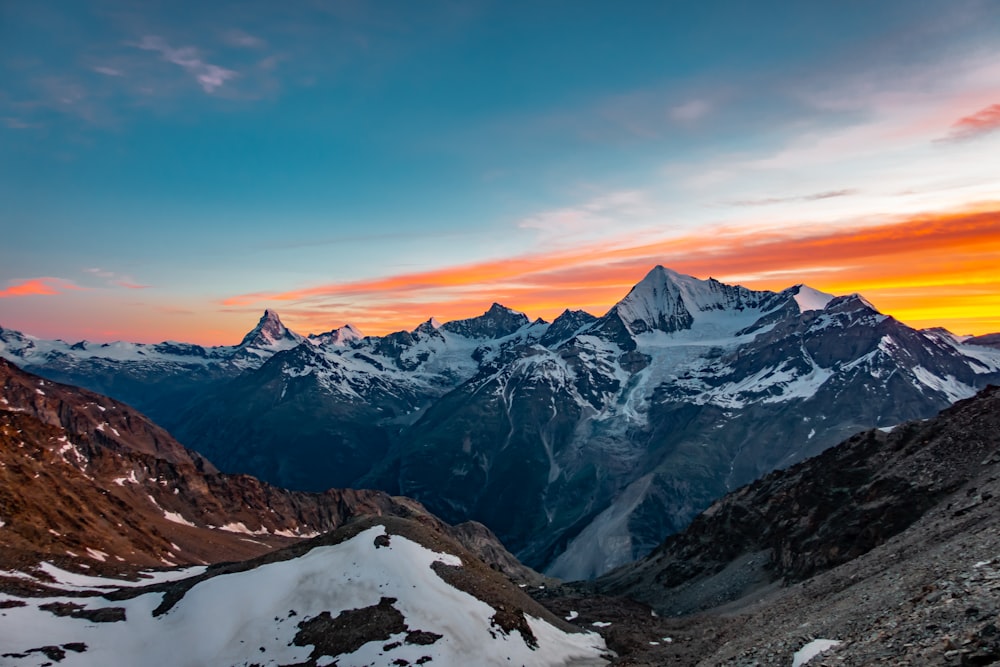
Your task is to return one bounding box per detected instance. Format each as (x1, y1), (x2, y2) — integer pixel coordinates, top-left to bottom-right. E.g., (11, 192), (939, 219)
(791, 285), (835, 313)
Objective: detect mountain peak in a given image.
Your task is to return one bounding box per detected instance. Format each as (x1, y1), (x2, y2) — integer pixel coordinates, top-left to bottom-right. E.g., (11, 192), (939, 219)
(598, 266), (790, 338)
(413, 317), (444, 338)
(486, 302), (517, 315)
(440, 303), (530, 339)
(790, 285), (836, 313)
(239, 310), (302, 348)
(606, 267), (696, 335)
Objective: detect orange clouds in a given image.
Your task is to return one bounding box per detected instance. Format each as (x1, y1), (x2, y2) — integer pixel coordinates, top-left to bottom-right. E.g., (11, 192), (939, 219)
(0, 278), (84, 298)
(224, 205), (1000, 337)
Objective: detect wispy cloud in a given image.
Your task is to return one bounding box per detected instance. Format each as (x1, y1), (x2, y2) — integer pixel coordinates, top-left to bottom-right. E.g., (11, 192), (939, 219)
(0, 277), (85, 298)
(518, 190), (651, 239)
(222, 29), (265, 49)
(729, 189), (859, 207)
(2, 117), (40, 130)
(92, 66), (123, 77)
(84, 268), (151, 289)
(132, 35), (237, 93)
(939, 103), (1000, 142)
(670, 99), (711, 122)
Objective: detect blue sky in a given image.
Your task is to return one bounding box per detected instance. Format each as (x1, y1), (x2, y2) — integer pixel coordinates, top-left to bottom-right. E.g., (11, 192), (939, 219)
(2, 1), (999, 342)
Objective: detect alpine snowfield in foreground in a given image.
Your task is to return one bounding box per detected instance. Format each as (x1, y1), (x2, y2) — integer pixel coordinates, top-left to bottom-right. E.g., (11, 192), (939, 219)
(0, 524), (609, 667)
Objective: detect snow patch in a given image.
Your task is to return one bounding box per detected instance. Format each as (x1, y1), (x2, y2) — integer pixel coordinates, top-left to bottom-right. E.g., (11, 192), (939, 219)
(216, 521), (262, 535)
(163, 511), (196, 528)
(112, 469), (140, 486)
(0, 526), (608, 666)
(792, 638), (841, 666)
(910, 366), (977, 403)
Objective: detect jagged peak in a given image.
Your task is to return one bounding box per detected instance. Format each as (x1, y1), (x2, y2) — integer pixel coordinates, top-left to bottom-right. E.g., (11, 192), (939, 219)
(836, 293), (880, 312)
(339, 323), (363, 337)
(485, 302), (523, 316)
(596, 265), (793, 338)
(440, 303), (530, 339)
(308, 323), (363, 346)
(412, 317), (445, 339)
(239, 310), (303, 348)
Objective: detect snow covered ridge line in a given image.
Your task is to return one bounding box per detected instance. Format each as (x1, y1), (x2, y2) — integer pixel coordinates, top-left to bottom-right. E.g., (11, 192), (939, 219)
(0, 269), (853, 367)
(0, 312), (301, 367)
(0, 524), (610, 667)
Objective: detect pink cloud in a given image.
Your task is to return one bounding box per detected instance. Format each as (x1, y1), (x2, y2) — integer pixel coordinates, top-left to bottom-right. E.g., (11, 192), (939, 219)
(941, 103), (1000, 142)
(0, 277), (85, 298)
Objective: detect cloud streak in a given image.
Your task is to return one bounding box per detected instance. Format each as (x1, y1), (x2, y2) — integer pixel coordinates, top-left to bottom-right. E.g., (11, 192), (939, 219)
(223, 205), (1000, 336)
(222, 29), (265, 49)
(133, 35), (237, 93)
(83, 268), (151, 289)
(728, 189), (859, 207)
(0, 277), (85, 298)
(940, 103), (1000, 142)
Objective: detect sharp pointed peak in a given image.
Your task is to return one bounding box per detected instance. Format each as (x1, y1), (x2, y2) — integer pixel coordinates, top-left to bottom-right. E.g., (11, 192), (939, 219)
(485, 302), (518, 315)
(415, 317), (443, 331)
(240, 309), (302, 348)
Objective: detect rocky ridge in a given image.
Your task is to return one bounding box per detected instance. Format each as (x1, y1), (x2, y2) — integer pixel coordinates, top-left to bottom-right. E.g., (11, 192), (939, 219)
(535, 385), (1000, 665)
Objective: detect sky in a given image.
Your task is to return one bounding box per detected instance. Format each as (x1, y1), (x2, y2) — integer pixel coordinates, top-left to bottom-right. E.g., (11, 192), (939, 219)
(1, 0), (999, 345)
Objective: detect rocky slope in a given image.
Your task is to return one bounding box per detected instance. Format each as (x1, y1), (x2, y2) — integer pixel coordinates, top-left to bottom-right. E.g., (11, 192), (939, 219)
(0, 359), (539, 585)
(596, 384), (1000, 613)
(544, 385), (1000, 665)
(4, 267), (999, 579)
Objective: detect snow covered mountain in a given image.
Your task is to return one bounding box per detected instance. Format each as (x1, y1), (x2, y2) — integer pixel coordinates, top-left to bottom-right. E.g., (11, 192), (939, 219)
(0, 310), (306, 426)
(4, 266), (999, 580)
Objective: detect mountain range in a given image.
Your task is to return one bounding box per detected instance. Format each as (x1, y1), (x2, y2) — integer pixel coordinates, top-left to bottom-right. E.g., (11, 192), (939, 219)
(3, 266), (999, 579)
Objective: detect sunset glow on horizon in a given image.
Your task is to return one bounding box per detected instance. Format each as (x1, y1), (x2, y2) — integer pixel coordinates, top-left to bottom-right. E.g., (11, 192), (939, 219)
(2, 2), (999, 345)
(215, 204), (1000, 341)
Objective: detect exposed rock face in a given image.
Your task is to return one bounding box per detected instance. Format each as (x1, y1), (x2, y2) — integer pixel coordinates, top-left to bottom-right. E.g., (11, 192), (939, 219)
(596, 385), (1000, 616)
(523, 385), (1000, 665)
(968, 332), (1000, 349)
(441, 303), (531, 339)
